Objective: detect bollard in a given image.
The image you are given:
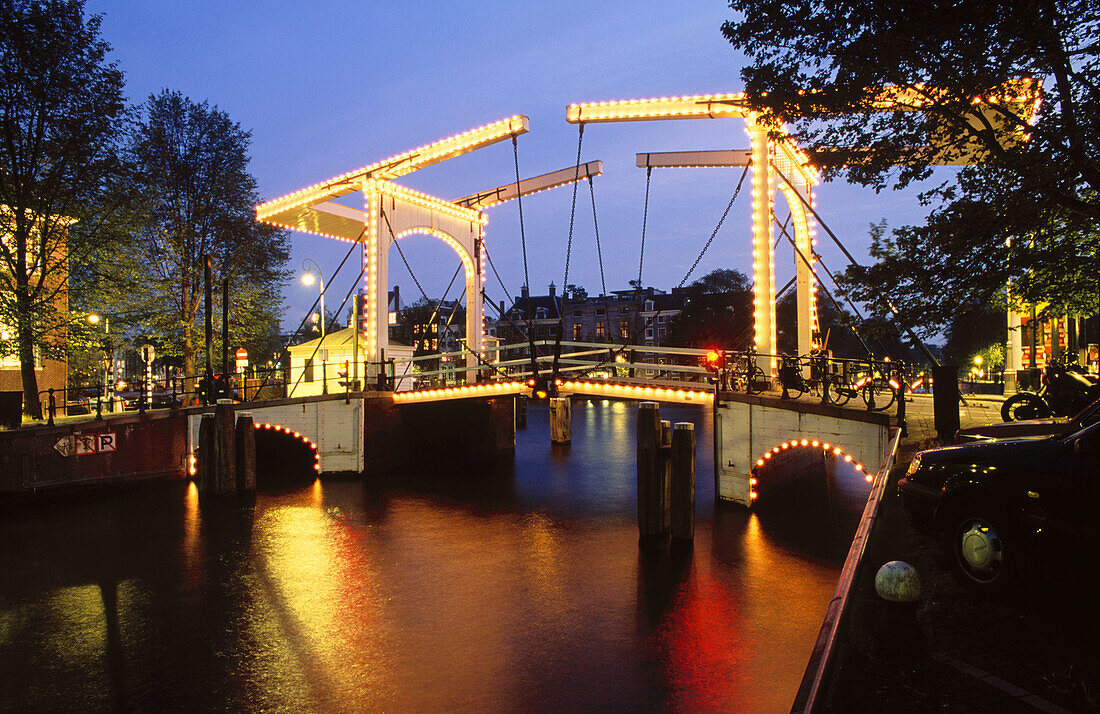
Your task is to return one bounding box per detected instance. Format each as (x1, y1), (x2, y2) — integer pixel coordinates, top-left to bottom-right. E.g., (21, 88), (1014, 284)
(235, 412), (256, 492)
(658, 420), (672, 536)
(637, 402), (662, 545)
(670, 422), (696, 543)
(515, 394), (528, 429)
(47, 388), (56, 426)
(872, 561), (927, 657)
(550, 397), (571, 443)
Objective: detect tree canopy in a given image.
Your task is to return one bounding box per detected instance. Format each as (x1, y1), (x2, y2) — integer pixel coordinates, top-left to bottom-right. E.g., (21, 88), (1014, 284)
(666, 268), (753, 348)
(106, 90), (290, 380)
(722, 0), (1100, 333)
(0, 0), (130, 416)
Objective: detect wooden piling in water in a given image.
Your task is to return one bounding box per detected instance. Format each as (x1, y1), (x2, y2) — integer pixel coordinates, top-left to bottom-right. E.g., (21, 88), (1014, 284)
(637, 402), (665, 544)
(212, 400), (236, 494)
(515, 394), (528, 429)
(670, 422), (696, 543)
(658, 420), (672, 536)
(550, 397), (571, 443)
(235, 412), (256, 492)
(198, 414), (214, 493)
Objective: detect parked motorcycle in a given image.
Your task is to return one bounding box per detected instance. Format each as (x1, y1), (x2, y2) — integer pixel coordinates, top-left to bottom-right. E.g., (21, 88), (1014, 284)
(1001, 361), (1100, 421)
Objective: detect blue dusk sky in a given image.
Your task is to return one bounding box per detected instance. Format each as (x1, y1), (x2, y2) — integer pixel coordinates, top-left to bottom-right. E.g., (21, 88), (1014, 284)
(89, 1), (942, 328)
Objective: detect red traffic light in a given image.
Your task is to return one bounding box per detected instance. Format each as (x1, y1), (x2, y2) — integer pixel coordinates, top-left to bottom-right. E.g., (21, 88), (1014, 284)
(704, 350), (724, 372)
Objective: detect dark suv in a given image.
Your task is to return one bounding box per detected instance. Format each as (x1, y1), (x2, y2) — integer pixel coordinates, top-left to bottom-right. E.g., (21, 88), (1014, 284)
(899, 420), (1100, 594)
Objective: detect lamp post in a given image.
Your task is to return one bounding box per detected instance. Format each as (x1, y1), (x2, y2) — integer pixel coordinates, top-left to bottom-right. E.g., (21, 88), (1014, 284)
(88, 313), (113, 408)
(302, 258), (325, 339)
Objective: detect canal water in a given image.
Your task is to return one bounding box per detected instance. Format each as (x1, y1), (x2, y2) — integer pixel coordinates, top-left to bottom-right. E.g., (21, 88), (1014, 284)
(0, 400), (869, 712)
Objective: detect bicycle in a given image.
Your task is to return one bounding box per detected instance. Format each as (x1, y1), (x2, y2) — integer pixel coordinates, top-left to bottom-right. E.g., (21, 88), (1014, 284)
(778, 354), (811, 399)
(852, 359), (898, 411)
(724, 349), (768, 394)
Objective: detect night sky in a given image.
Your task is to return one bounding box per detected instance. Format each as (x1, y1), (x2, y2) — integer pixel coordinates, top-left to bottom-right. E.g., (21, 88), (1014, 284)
(89, 1), (944, 329)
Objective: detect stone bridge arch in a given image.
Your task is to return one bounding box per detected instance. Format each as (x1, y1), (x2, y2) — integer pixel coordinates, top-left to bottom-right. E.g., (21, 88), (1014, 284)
(749, 438), (869, 503)
(715, 395), (889, 506)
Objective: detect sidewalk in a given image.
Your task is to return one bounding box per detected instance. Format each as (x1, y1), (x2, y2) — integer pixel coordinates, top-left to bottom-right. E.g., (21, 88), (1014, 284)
(824, 395), (1100, 712)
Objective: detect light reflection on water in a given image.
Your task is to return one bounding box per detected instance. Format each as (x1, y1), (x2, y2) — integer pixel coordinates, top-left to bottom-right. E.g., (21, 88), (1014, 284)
(0, 399), (866, 712)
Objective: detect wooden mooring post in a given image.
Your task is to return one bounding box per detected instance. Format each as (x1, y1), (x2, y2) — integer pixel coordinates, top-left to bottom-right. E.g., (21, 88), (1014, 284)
(550, 396), (571, 443)
(515, 394), (528, 429)
(199, 400), (257, 495)
(637, 402), (673, 545)
(235, 412), (256, 492)
(670, 422), (696, 543)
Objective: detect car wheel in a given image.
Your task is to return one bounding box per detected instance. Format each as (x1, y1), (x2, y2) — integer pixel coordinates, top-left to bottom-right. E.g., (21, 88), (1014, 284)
(943, 509), (1014, 596)
(1000, 392), (1049, 422)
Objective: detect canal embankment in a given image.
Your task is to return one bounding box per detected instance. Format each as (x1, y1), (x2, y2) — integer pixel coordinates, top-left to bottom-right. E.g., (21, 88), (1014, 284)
(796, 393), (1098, 713)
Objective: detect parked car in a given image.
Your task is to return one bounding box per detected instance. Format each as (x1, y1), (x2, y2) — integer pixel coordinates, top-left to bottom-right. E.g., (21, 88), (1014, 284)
(899, 420), (1100, 595)
(955, 397), (1100, 442)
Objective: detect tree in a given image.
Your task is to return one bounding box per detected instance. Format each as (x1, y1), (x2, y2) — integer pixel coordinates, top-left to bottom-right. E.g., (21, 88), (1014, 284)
(721, 0), (1100, 333)
(0, 0), (130, 417)
(666, 268), (753, 347)
(114, 90), (289, 383)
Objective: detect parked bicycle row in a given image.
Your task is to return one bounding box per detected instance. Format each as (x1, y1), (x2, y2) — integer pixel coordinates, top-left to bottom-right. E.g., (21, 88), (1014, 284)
(703, 349), (917, 412)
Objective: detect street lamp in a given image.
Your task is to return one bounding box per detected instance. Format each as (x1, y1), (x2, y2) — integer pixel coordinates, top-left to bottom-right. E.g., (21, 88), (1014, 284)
(302, 258), (325, 339)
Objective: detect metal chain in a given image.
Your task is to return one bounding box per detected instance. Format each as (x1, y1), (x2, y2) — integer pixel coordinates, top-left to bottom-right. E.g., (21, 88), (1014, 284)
(636, 165), (652, 296)
(677, 163), (750, 289)
(385, 208), (431, 303)
(482, 244), (513, 307)
(561, 123), (585, 293)
(588, 174), (607, 298)
(511, 136), (530, 294)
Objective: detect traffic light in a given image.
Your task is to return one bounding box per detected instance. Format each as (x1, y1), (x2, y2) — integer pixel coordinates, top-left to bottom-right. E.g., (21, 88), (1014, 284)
(704, 350), (724, 371)
(704, 349), (724, 384)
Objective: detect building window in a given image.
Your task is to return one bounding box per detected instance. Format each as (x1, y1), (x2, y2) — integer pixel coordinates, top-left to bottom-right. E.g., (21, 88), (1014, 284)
(644, 300), (654, 311)
(572, 310), (582, 317)
(303, 358), (314, 382)
(573, 324), (582, 340)
(657, 327), (666, 338)
(645, 328), (654, 339)
(619, 306), (630, 313)
(595, 321), (606, 339)
(595, 308), (605, 316)
(619, 320), (629, 339)
(657, 314), (666, 323)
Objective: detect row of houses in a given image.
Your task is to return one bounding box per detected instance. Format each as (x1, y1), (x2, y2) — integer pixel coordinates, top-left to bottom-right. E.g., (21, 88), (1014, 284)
(285, 282), (688, 395)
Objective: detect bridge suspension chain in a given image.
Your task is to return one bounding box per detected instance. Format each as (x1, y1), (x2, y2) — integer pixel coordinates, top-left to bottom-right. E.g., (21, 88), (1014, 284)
(252, 228), (365, 398)
(384, 207), (433, 304)
(511, 136), (531, 295)
(677, 163), (750, 290)
(635, 165), (653, 309)
(561, 123), (585, 295)
(588, 174), (607, 298)
(575, 162), (752, 378)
